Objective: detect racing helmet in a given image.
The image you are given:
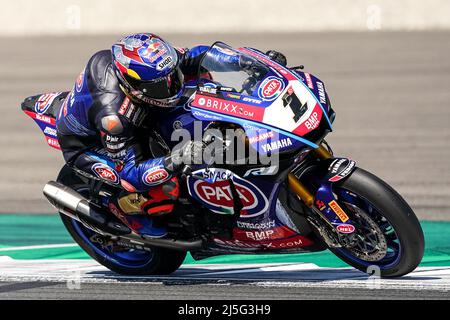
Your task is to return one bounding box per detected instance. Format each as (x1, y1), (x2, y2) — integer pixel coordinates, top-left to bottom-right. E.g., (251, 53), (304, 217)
(111, 33), (184, 107)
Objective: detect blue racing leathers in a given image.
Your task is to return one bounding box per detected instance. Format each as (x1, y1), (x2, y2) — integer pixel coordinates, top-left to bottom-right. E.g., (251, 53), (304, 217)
(56, 46), (209, 192)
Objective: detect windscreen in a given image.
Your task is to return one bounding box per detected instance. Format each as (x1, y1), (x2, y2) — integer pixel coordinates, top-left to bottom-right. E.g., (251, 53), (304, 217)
(198, 42), (269, 96)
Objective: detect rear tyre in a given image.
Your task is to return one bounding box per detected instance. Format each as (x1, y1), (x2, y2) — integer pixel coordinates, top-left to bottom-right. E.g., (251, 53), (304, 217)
(57, 165), (186, 275)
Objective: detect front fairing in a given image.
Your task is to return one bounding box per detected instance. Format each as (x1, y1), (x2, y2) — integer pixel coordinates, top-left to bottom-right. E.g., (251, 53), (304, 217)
(186, 42), (334, 156)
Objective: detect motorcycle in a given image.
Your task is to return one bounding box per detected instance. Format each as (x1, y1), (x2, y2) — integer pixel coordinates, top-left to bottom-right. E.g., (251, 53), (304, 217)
(21, 42), (424, 277)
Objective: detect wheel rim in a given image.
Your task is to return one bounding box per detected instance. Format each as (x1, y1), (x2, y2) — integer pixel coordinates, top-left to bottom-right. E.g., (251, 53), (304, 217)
(332, 188), (402, 270)
(70, 186), (155, 269)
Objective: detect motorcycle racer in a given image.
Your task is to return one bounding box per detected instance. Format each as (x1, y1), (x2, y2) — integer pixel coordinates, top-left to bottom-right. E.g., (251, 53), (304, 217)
(55, 33), (287, 237)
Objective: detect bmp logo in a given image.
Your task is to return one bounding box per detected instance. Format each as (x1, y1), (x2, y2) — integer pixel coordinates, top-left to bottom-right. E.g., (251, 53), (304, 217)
(305, 112), (320, 130)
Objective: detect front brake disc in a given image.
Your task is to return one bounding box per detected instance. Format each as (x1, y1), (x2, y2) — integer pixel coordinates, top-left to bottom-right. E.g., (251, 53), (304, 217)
(340, 202), (388, 261)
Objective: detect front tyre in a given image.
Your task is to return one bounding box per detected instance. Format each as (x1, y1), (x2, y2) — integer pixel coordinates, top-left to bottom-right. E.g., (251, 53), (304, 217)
(330, 168), (424, 277)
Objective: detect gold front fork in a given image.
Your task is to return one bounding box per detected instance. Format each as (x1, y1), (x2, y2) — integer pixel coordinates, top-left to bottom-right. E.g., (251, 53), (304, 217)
(288, 144), (332, 207)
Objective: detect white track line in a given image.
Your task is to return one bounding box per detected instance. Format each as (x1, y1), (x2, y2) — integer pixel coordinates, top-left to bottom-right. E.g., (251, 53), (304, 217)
(0, 244), (78, 252)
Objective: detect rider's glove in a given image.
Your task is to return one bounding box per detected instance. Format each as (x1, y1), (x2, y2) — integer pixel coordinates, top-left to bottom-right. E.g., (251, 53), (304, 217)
(164, 141), (207, 174)
(239, 55), (259, 73)
(239, 55), (269, 81)
(266, 50), (287, 66)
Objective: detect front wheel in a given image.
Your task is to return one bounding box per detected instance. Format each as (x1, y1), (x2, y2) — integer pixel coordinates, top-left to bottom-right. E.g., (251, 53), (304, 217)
(303, 167), (424, 277)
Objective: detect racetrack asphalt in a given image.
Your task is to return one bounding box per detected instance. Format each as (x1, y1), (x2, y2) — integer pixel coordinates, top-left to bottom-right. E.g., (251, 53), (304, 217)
(1, 31), (449, 220)
(1, 259), (449, 300)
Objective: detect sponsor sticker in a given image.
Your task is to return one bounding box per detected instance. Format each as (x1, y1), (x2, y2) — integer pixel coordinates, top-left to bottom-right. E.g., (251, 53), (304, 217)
(261, 138), (293, 153)
(243, 166), (279, 177)
(188, 170), (269, 218)
(75, 70), (85, 92)
(92, 163), (120, 185)
(242, 96), (262, 104)
(336, 224), (356, 234)
(236, 220), (276, 230)
(156, 55), (174, 71)
(43, 126), (57, 137)
(226, 93), (241, 100)
(267, 235), (314, 249)
(105, 135), (120, 143)
(46, 137), (60, 150)
(214, 234), (314, 249)
(257, 76), (285, 101)
(293, 103), (323, 136)
(34, 92), (61, 114)
(248, 131), (274, 144)
(202, 168), (233, 183)
(329, 160), (356, 182)
(330, 158), (347, 173)
(118, 97), (131, 115)
(329, 200), (349, 222)
(142, 167), (170, 186)
(234, 225), (298, 241)
(316, 81), (326, 104)
(138, 39), (168, 64)
(244, 230), (274, 241)
(192, 94), (265, 121)
(36, 113), (53, 124)
(304, 73), (314, 89)
(24, 110), (56, 125)
(304, 111), (320, 130)
(315, 199), (326, 211)
(199, 86), (218, 95)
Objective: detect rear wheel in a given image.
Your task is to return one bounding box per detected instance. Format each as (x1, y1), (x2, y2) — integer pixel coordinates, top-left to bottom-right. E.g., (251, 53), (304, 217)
(57, 166), (186, 275)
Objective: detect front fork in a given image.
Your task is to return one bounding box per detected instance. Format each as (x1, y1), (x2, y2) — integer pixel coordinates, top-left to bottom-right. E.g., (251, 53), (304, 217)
(288, 144), (357, 233)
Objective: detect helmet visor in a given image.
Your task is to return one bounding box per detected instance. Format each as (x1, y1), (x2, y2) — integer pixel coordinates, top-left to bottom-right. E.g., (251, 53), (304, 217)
(123, 68), (184, 100)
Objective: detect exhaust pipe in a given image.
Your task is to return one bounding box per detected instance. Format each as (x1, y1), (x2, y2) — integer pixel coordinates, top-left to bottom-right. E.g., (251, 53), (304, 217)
(43, 181), (130, 235)
(43, 181), (204, 251)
